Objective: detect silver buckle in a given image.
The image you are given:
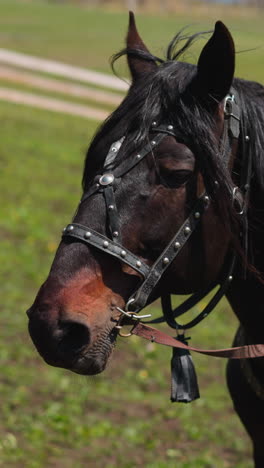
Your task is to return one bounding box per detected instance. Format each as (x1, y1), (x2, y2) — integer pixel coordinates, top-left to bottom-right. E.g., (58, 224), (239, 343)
(224, 94), (240, 121)
(232, 186), (244, 215)
(115, 298), (152, 337)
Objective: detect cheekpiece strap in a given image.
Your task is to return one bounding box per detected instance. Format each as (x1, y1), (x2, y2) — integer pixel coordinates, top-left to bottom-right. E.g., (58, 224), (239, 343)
(224, 89), (240, 140)
(103, 185), (121, 242)
(129, 194), (209, 313)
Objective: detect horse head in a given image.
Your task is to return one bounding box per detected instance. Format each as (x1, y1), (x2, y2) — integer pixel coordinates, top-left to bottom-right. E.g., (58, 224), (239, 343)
(27, 15), (238, 375)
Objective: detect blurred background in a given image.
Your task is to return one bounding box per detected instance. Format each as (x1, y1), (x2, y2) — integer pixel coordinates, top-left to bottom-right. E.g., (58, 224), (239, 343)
(1, 0), (263, 467)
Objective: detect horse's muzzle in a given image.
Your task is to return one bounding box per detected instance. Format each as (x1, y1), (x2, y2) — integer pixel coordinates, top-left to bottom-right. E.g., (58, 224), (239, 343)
(27, 311), (91, 369)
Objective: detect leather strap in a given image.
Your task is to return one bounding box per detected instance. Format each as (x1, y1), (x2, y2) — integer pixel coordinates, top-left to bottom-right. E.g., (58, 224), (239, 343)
(160, 254), (236, 330)
(103, 185), (121, 241)
(62, 223), (150, 278)
(115, 132), (166, 178)
(79, 132), (167, 204)
(132, 322), (264, 359)
(130, 195), (208, 312)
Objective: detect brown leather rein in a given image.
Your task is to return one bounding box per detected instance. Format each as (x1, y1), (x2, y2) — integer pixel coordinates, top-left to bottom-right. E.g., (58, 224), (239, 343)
(130, 321), (264, 360)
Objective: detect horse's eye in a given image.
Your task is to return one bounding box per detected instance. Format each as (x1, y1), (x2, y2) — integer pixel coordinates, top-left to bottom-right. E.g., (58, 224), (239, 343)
(159, 169), (192, 188)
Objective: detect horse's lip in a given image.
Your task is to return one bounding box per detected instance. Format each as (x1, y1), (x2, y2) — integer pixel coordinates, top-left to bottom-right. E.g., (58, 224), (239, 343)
(70, 355), (106, 375)
(70, 326), (118, 375)
(70, 350), (111, 375)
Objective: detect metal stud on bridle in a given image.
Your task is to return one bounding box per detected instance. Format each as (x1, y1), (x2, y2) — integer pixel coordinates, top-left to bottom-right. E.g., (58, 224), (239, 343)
(99, 173), (115, 186)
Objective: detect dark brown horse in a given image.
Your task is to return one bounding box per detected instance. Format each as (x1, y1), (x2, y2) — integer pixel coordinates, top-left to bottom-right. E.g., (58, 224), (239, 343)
(27, 14), (264, 466)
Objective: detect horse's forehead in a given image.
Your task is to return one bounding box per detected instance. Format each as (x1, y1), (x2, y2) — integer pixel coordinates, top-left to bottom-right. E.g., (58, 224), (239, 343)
(155, 136), (195, 162)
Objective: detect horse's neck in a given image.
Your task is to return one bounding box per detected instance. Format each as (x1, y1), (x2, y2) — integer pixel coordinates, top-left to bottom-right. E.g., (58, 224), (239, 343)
(227, 271), (264, 343)
(227, 175), (264, 336)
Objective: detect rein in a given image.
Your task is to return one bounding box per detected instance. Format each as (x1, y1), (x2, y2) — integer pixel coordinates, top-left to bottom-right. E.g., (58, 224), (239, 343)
(131, 322), (264, 360)
(62, 89), (263, 402)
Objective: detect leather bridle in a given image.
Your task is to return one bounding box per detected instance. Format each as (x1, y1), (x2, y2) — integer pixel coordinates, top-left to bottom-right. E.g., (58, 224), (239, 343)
(62, 90), (243, 329)
(61, 89), (264, 402)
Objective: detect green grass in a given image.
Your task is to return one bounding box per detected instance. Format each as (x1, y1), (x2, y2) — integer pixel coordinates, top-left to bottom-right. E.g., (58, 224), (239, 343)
(0, 101), (252, 468)
(0, 0), (264, 82)
(0, 1), (261, 466)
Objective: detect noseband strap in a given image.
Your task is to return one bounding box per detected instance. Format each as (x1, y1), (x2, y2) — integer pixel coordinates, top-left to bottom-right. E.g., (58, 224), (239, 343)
(63, 223), (151, 278)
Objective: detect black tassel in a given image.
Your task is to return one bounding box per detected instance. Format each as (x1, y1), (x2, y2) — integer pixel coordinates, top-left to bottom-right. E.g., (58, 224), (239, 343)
(170, 335), (200, 403)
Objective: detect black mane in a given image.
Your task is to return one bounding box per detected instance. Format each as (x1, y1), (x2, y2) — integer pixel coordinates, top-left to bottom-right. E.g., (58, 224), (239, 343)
(82, 31), (211, 187)
(82, 30), (264, 242)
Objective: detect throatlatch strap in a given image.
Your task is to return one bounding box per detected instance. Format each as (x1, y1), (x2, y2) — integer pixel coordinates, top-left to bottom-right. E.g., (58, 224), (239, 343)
(160, 255), (236, 330)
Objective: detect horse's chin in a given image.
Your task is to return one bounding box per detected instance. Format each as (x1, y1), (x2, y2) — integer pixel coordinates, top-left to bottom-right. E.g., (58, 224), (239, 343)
(70, 355), (108, 375)
(69, 327), (117, 376)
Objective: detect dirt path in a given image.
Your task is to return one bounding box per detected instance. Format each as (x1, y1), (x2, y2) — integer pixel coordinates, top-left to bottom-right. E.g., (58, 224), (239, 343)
(0, 86), (109, 121)
(0, 48), (128, 91)
(0, 65), (122, 107)
(0, 49), (128, 121)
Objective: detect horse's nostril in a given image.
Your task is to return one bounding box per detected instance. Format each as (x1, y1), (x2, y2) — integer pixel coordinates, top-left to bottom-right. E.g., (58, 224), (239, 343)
(58, 319), (90, 354)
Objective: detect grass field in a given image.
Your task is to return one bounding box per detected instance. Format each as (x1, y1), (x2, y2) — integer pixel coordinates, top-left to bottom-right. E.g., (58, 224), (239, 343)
(1, 0), (264, 467)
(1, 0), (264, 82)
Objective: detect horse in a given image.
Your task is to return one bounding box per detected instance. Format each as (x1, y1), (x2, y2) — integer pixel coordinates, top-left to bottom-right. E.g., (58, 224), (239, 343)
(27, 13), (264, 466)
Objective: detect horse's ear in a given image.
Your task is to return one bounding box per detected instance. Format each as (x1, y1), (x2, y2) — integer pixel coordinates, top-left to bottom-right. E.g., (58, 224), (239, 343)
(127, 11), (157, 81)
(196, 21), (235, 102)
